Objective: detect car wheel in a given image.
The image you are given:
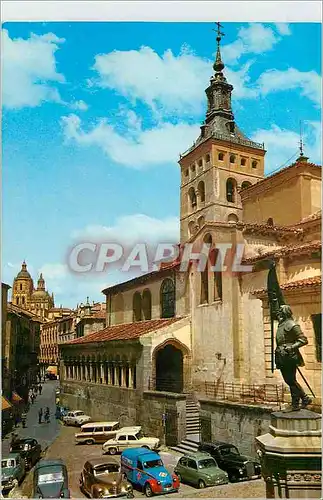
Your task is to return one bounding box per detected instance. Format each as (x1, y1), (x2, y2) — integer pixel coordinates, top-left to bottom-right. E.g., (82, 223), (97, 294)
(85, 439), (94, 445)
(144, 483), (153, 497)
(109, 447), (117, 455)
(198, 480), (206, 489)
(229, 473), (238, 483)
(176, 473), (182, 482)
(142, 445), (150, 449)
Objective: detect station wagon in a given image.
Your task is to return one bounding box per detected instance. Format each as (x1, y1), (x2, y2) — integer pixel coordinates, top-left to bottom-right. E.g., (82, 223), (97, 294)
(75, 421), (120, 445)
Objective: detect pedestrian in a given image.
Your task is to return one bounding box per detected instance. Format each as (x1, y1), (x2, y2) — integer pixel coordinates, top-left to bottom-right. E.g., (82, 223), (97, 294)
(45, 407), (50, 423)
(31, 393), (35, 404)
(14, 414), (19, 428)
(21, 413), (27, 428)
(38, 408), (43, 424)
(39, 384), (42, 395)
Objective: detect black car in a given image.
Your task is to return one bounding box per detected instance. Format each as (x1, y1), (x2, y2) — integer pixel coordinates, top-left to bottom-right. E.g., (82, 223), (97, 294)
(33, 459), (70, 498)
(10, 438), (42, 470)
(198, 441), (261, 482)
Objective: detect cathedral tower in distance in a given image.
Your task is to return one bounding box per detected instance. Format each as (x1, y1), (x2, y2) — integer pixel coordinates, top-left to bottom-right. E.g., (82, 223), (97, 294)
(179, 24), (266, 243)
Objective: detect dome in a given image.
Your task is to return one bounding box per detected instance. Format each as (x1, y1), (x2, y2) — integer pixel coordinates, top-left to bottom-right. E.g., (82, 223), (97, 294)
(31, 290), (50, 300)
(16, 261), (32, 280)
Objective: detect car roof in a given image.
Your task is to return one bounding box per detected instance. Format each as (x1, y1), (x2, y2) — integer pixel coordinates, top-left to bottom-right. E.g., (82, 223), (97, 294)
(2, 453), (20, 460)
(81, 421), (119, 428)
(200, 441), (236, 448)
(117, 426), (141, 433)
(121, 447), (159, 459)
(35, 459), (65, 470)
(14, 438), (34, 443)
(86, 457), (119, 467)
(183, 451), (213, 460)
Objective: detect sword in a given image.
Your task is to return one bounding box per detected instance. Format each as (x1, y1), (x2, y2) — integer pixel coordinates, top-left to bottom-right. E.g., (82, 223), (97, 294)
(297, 367), (316, 398)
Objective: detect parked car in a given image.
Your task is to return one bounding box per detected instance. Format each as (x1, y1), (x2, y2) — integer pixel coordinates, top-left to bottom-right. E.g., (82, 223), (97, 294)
(63, 410), (91, 426)
(174, 452), (228, 489)
(33, 459), (70, 498)
(102, 427), (159, 455)
(75, 421), (120, 445)
(80, 457), (134, 498)
(1, 454), (26, 493)
(121, 448), (180, 497)
(198, 441), (261, 482)
(56, 405), (69, 420)
(10, 438), (42, 470)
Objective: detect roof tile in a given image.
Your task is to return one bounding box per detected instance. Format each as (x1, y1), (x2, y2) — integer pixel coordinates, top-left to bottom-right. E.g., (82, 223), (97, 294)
(64, 317), (184, 345)
(243, 240), (321, 264)
(253, 275), (321, 295)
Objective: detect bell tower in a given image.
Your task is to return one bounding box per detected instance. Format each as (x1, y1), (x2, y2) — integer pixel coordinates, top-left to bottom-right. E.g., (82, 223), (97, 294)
(179, 24), (266, 243)
(12, 261), (34, 309)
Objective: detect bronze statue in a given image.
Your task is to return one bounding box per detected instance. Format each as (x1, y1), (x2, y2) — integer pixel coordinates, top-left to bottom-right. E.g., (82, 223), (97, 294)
(267, 261), (313, 411)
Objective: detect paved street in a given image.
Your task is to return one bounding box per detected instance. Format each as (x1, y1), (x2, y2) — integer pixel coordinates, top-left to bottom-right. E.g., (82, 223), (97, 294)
(2, 380), (60, 457)
(3, 380), (265, 498)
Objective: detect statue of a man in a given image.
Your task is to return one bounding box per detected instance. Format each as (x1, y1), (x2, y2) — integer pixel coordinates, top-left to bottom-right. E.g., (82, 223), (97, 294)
(275, 304), (312, 410)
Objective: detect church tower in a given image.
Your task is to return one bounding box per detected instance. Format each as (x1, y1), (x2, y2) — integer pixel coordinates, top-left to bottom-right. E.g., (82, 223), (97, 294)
(12, 261), (34, 309)
(179, 24), (266, 243)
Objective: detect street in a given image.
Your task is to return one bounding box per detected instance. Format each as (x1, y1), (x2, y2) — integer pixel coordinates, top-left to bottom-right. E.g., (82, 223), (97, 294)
(3, 381), (265, 498)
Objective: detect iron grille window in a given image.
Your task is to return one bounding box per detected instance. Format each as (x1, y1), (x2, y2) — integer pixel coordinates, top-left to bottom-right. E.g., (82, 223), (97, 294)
(311, 314), (322, 362)
(161, 278), (175, 318)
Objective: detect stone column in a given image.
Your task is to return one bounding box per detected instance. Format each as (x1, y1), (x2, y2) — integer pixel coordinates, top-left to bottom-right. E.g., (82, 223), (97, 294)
(120, 364), (126, 387)
(128, 365), (133, 388)
(255, 409), (321, 498)
(99, 363), (104, 384)
(89, 363), (93, 382)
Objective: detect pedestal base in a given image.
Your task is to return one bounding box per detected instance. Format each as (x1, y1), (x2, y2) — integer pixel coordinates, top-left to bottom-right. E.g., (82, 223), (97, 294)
(255, 409), (321, 498)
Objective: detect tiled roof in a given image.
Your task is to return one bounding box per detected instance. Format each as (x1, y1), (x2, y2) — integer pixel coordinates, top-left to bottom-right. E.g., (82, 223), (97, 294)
(8, 303), (44, 322)
(102, 259), (179, 295)
(241, 158), (321, 194)
(64, 317), (184, 345)
(294, 210), (322, 226)
(253, 275), (321, 295)
(243, 240), (321, 264)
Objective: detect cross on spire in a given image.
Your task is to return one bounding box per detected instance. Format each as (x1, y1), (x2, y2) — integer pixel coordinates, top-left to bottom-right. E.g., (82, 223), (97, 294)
(212, 22), (225, 46)
(212, 22), (225, 73)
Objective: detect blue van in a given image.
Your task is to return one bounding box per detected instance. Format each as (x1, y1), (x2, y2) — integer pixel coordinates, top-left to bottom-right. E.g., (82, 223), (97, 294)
(121, 448), (180, 497)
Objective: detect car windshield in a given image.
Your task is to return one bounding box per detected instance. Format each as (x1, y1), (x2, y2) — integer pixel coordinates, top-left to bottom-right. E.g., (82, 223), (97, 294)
(198, 459), (217, 469)
(94, 464), (120, 475)
(221, 446), (239, 456)
(143, 459), (163, 469)
(2, 459), (15, 468)
(135, 431), (144, 439)
(11, 442), (29, 451)
(38, 471), (64, 484)
(74, 411), (84, 416)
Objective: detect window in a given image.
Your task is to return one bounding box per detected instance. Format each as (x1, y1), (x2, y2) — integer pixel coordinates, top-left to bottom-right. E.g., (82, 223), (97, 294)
(311, 314), (322, 362)
(20, 284), (22, 291)
(227, 213), (239, 223)
(252, 160), (258, 168)
(133, 292), (142, 322)
(138, 461), (143, 469)
(205, 154), (210, 163)
(117, 435), (127, 441)
(22, 296), (25, 305)
(128, 435), (137, 441)
(187, 459), (197, 470)
(226, 178), (236, 203)
(179, 457), (188, 466)
(200, 269), (209, 304)
(241, 181), (252, 190)
(218, 152), (224, 161)
(95, 427), (103, 433)
(241, 158), (246, 166)
(230, 154), (235, 163)
(211, 249), (223, 301)
(197, 181), (205, 203)
(191, 164), (196, 173)
(198, 159), (203, 168)
(160, 278), (176, 318)
(188, 187), (197, 210)
(185, 169), (189, 177)
(142, 289), (152, 320)
(16, 297), (19, 305)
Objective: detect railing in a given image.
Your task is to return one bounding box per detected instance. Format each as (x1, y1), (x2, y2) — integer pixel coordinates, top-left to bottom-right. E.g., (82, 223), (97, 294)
(148, 377), (286, 404)
(181, 132), (265, 157)
(194, 381), (286, 404)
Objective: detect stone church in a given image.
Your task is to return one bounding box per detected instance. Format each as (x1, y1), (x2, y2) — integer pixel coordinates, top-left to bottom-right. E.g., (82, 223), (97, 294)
(59, 37), (321, 454)
(11, 261), (55, 319)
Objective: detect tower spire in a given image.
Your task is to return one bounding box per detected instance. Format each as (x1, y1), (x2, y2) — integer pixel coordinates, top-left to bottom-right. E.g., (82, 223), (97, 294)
(297, 120), (308, 162)
(212, 22), (225, 73)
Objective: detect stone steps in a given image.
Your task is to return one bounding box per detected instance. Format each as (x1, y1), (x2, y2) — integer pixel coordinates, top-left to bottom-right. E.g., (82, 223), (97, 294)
(171, 437), (200, 455)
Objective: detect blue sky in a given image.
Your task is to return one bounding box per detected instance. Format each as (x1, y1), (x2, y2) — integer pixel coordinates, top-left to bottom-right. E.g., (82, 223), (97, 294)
(2, 22), (321, 307)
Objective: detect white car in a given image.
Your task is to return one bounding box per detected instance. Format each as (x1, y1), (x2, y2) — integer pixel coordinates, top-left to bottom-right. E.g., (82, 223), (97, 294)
(102, 426), (160, 455)
(63, 410), (91, 426)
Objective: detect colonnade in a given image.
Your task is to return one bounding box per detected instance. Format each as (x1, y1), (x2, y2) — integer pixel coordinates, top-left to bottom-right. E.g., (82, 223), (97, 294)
(63, 358), (137, 389)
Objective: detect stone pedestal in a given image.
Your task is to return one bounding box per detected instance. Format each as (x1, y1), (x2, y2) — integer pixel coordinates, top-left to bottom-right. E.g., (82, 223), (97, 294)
(255, 409), (321, 498)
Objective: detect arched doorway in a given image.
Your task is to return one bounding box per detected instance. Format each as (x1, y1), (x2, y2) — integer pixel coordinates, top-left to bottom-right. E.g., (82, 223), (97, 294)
(155, 344), (183, 393)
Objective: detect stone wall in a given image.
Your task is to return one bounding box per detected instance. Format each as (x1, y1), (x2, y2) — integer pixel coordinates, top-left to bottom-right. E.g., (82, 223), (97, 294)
(60, 381), (187, 446)
(199, 398), (275, 458)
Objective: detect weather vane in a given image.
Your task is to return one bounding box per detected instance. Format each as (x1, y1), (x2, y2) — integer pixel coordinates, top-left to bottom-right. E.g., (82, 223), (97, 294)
(299, 120), (304, 156)
(212, 22), (225, 46)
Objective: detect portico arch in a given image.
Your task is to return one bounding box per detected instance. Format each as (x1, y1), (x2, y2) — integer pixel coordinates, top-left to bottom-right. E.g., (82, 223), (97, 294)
(152, 339), (191, 394)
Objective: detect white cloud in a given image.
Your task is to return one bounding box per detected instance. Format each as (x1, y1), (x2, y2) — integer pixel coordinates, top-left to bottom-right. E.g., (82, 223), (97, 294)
(92, 45), (211, 116)
(274, 23), (291, 36)
(222, 23), (280, 64)
(2, 29), (65, 109)
(251, 121), (321, 174)
(257, 68), (321, 106)
(39, 263), (68, 280)
(61, 112), (200, 168)
(69, 99), (89, 111)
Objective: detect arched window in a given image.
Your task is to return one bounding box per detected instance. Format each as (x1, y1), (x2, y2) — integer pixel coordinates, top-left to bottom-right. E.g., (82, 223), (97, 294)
(188, 221), (196, 237)
(230, 154), (235, 163)
(218, 152), (224, 161)
(132, 292), (142, 322)
(241, 158), (246, 166)
(20, 284), (22, 291)
(252, 160), (258, 168)
(227, 213), (239, 223)
(22, 296), (25, 305)
(197, 216), (205, 228)
(188, 187), (197, 210)
(160, 278), (175, 318)
(197, 181), (205, 203)
(16, 297), (19, 305)
(241, 181), (252, 190)
(142, 289), (152, 320)
(226, 178), (236, 203)
(267, 217), (274, 226)
(211, 249), (223, 301)
(200, 234), (212, 304)
(205, 154), (210, 163)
